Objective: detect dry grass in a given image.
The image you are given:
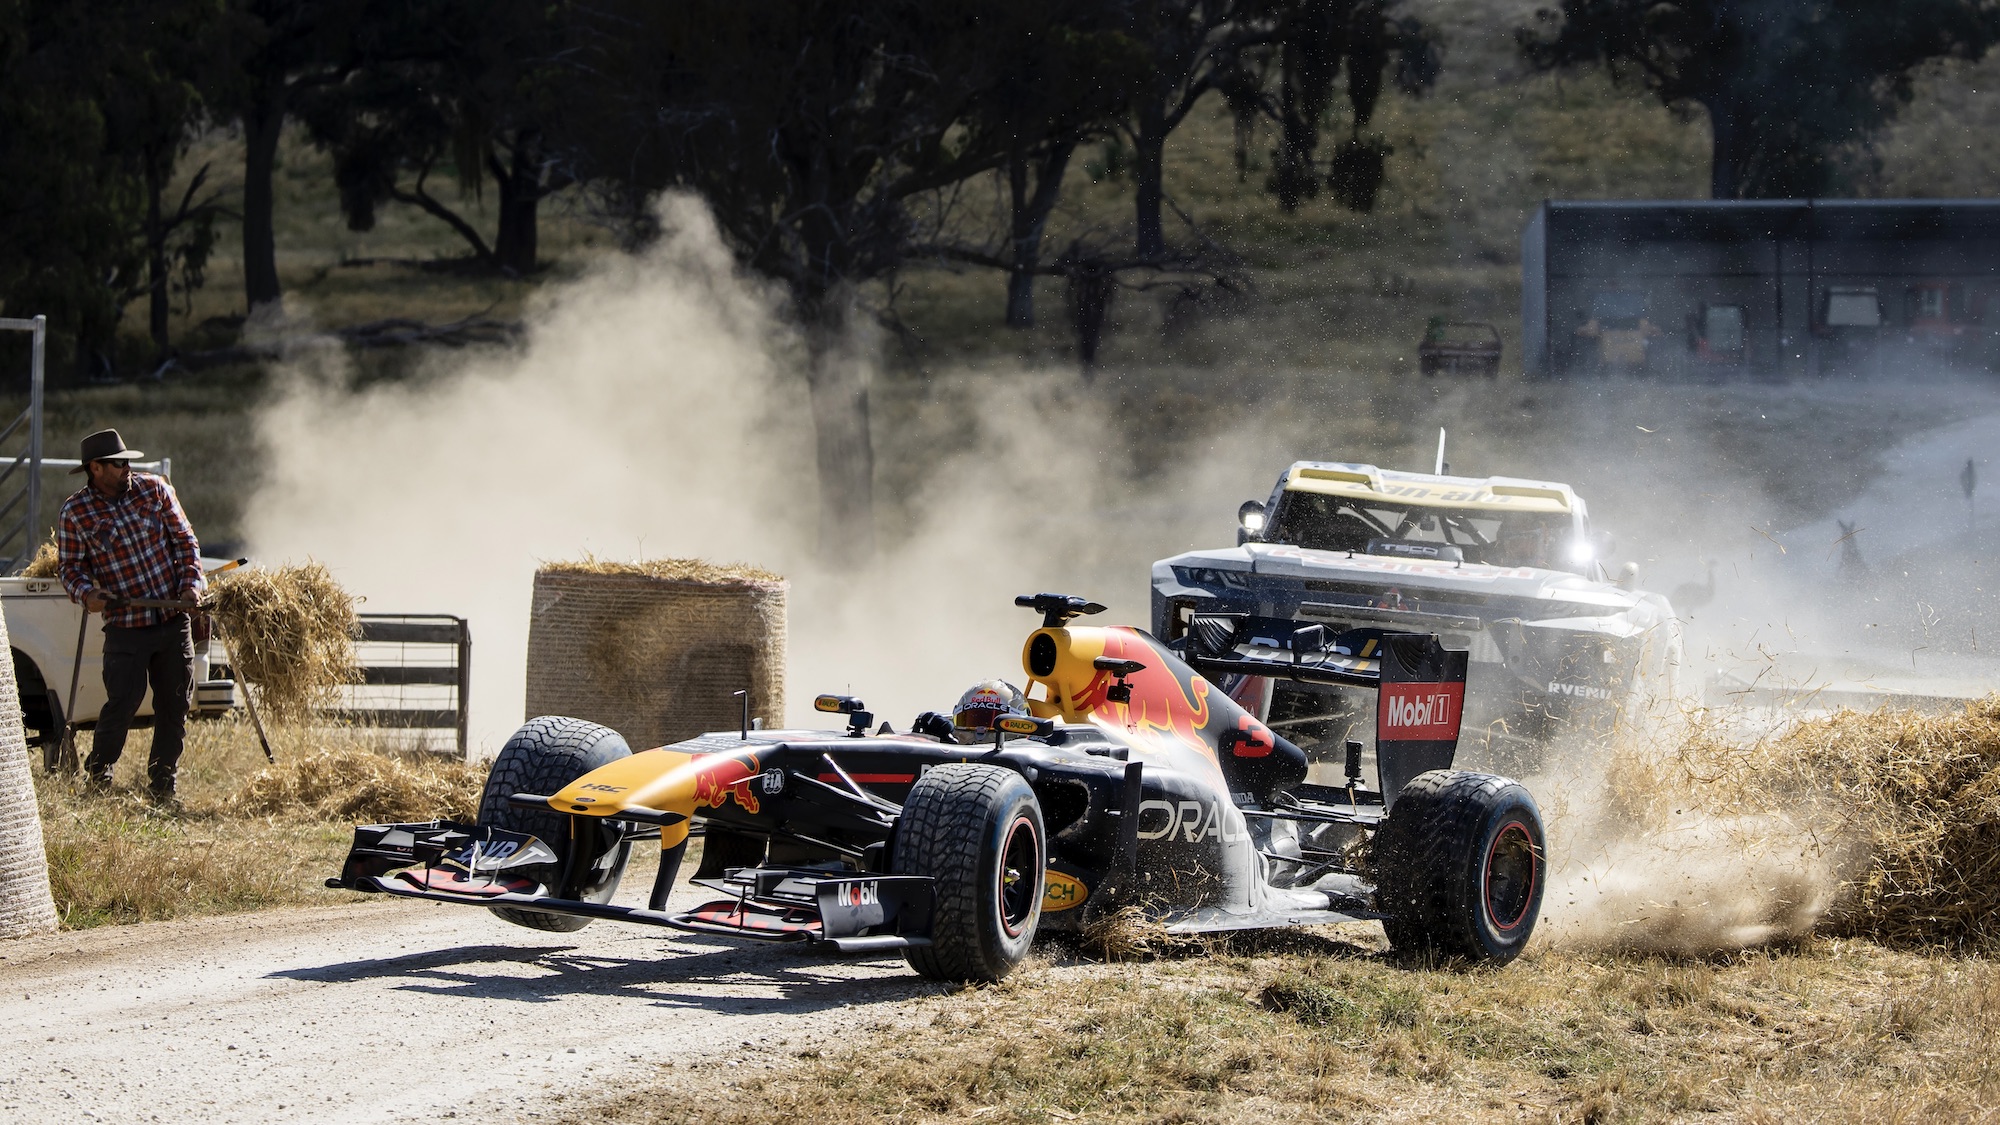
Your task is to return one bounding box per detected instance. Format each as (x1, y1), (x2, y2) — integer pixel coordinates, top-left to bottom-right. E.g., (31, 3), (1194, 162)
(205, 561), (360, 722)
(33, 717), (483, 928)
(538, 554), (785, 585)
(566, 938), (2000, 1124)
(561, 693), (2000, 1123)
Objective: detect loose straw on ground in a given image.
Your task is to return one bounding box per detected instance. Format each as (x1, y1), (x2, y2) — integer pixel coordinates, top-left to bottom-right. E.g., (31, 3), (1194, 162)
(238, 746), (482, 823)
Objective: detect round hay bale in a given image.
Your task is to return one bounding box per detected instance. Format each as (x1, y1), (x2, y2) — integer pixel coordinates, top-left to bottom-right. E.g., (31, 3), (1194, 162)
(525, 559), (786, 749)
(0, 594), (57, 938)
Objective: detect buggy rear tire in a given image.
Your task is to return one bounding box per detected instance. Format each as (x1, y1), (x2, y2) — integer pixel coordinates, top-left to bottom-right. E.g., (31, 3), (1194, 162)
(478, 715), (633, 932)
(1373, 769), (1545, 964)
(892, 763), (1045, 982)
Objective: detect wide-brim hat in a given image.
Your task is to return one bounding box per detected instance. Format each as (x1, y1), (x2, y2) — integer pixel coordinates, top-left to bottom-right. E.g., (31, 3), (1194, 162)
(70, 429), (143, 473)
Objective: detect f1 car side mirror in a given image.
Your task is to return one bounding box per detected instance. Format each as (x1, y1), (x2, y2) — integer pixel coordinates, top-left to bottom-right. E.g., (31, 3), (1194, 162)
(1015, 593), (1108, 628)
(1093, 656), (1144, 704)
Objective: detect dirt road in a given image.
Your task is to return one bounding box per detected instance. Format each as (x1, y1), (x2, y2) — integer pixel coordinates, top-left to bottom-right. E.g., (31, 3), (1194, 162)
(0, 888), (942, 1123)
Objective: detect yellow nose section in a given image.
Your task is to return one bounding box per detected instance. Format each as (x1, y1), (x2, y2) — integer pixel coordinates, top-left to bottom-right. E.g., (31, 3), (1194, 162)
(547, 745), (770, 851)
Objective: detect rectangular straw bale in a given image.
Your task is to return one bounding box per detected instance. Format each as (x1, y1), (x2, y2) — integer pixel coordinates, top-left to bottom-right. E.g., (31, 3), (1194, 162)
(525, 562), (786, 749)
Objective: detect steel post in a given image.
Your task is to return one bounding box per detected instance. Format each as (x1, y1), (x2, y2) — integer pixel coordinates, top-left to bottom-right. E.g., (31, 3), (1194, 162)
(27, 315), (41, 555)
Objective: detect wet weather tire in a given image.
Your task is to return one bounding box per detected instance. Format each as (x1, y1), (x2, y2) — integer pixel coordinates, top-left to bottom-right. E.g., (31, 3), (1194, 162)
(1373, 769), (1545, 964)
(892, 764), (1045, 982)
(478, 715), (633, 932)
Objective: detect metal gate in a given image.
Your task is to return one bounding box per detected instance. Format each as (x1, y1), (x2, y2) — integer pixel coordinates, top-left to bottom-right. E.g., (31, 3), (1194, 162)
(332, 614), (472, 756)
(0, 316), (45, 573)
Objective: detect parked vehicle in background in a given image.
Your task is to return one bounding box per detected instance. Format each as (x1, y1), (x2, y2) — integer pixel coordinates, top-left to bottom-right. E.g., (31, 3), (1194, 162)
(4, 564), (238, 765)
(1418, 320), (1502, 376)
(1689, 303), (1746, 366)
(1904, 279), (1986, 357)
(1575, 290), (1662, 373)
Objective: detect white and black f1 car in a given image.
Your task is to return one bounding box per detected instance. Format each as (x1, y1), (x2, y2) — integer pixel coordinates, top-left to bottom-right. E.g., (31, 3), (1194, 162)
(330, 594), (1547, 982)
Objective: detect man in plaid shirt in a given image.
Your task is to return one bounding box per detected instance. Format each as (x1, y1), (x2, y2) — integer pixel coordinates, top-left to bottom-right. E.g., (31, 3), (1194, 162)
(56, 429), (204, 799)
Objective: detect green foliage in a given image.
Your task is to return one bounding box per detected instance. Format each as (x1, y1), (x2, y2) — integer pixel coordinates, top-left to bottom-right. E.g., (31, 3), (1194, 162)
(297, 0), (570, 273)
(0, 0), (228, 373)
(564, 1), (1056, 314)
(1520, 0), (2000, 198)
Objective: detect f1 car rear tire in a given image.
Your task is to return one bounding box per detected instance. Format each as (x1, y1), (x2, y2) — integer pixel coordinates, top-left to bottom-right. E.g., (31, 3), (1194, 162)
(1373, 769), (1545, 964)
(892, 763), (1045, 983)
(478, 715), (633, 933)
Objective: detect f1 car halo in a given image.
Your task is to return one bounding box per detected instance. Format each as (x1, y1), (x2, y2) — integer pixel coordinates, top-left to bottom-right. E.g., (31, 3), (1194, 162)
(330, 593), (1548, 981)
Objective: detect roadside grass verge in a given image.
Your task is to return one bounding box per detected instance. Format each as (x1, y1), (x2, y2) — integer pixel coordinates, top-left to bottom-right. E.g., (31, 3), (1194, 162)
(33, 718), (482, 928)
(571, 936), (2000, 1124)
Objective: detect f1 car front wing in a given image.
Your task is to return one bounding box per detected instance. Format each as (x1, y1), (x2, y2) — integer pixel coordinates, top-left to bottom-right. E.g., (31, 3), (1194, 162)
(329, 820), (936, 954)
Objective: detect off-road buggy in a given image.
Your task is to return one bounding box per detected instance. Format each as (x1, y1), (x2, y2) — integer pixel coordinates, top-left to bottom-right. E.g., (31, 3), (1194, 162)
(1156, 461), (1682, 773)
(331, 594), (1547, 982)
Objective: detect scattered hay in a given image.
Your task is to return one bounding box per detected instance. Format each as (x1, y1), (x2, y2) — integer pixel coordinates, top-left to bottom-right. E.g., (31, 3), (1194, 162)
(205, 562), (359, 723)
(1080, 905), (1211, 962)
(1756, 698), (2000, 949)
(537, 554), (783, 585)
(237, 746), (483, 823)
(20, 535), (56, 578)
(1612, 696), (2000, 952)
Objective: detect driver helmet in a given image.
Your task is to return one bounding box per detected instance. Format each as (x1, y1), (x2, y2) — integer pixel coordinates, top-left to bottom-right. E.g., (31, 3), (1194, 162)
(952, 679), (1028, 734)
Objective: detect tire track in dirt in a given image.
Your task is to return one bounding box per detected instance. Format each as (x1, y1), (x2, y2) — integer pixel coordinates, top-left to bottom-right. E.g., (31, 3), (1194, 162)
(0, 889), (941, 1123)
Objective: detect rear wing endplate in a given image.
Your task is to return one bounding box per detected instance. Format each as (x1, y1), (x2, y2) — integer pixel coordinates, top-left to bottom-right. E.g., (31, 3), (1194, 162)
(1182, 614), (1468, 807)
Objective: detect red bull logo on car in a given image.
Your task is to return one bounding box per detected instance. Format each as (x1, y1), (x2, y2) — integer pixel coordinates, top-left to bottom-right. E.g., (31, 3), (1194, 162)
(1070, 628), (1213, 756)
(690, 753), (763, 814)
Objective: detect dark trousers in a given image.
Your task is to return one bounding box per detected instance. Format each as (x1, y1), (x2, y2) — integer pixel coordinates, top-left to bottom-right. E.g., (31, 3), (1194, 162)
(86, 616), (194, 793)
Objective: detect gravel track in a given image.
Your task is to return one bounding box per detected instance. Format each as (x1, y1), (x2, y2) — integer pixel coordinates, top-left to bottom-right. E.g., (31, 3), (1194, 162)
(0, 887), (941, 1123)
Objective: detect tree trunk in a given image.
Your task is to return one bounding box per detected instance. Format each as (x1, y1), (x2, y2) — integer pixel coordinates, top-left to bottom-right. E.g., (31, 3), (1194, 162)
(0, 605), (59, 938)
(1004, 142), (1075, 329)
(1708, 95), (1743, 200)
(492, 134), (541, 276)
(241, 74), (287, 311)
(146, 153), (170, 358)
(803, 295), (875, 567)
(1134, 93), (1169, 258)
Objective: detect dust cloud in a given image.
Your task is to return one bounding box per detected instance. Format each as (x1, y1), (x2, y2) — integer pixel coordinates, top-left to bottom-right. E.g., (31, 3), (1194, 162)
(1522, 718), (1858, 955)
(241, 195), (1279, 753)
(240, 193), (1997, 956)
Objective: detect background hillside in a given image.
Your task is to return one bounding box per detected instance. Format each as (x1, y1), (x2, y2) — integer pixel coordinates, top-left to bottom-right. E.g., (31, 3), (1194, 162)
(6, 0), (1999, 587)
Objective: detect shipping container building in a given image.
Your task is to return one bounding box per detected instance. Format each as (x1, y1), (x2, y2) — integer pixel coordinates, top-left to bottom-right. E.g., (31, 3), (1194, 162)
(1521, 200), (2000, 378)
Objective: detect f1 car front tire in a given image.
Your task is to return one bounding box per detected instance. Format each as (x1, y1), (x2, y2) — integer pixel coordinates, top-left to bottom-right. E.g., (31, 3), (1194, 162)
(892, 763), (1045, 983)
(1373, 769), (1546, 964)
(478, 715), (633, 932)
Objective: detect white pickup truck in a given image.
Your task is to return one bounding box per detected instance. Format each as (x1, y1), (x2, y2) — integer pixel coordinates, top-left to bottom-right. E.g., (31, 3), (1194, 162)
(3, 565), (238, 763)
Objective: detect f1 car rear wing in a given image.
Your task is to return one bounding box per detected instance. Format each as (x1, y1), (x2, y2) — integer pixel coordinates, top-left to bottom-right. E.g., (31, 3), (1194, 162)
(1181, 613), (1469, 805)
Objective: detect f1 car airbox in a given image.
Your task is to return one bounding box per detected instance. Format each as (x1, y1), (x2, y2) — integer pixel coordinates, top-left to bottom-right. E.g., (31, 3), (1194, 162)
(1375, 634), (1469, 807)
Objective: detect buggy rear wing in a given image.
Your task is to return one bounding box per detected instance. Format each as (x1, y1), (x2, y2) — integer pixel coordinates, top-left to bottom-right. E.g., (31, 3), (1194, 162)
(1182, 613), (1470, 802)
